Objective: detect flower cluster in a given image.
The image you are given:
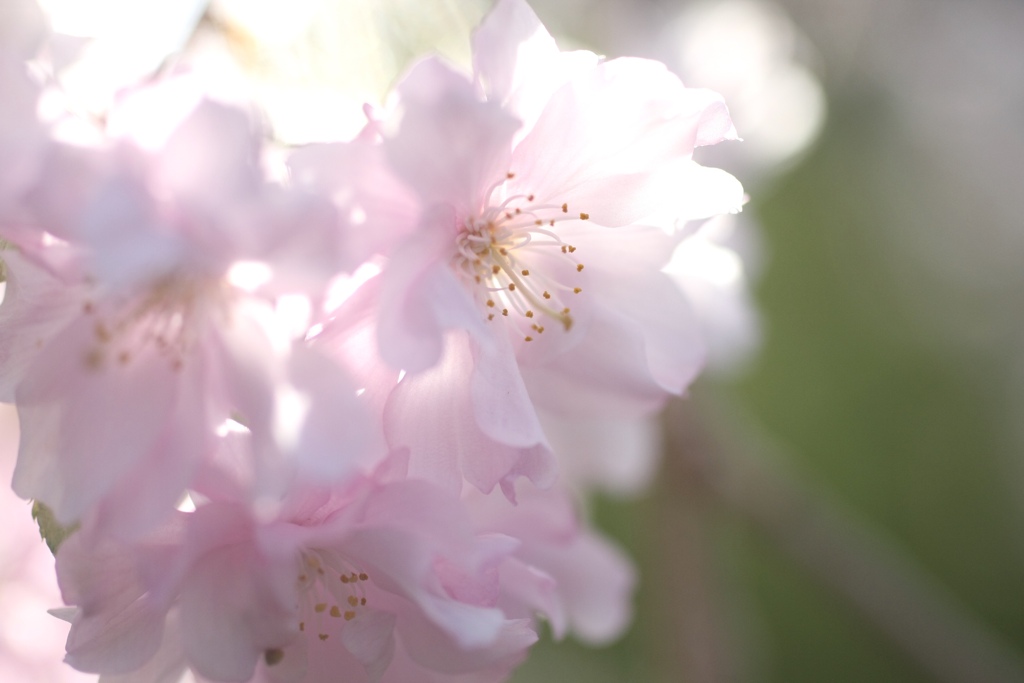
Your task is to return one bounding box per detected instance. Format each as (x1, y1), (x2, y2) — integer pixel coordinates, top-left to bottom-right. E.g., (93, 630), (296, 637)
(0, 0), (745, 681)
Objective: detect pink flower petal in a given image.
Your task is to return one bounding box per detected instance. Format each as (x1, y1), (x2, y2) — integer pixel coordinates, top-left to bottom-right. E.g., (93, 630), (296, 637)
(468, 326), (547, 450)
(57, 534), (166, 675)
(472, 0), (599, 140)
(0, 254), (84, 402)
(284, 345), (375, 483)
(91, 356), (211, 539)
(526, 532), (635, 645)
(521, 307), (667, 419)
(396, 608), (536, 676)
(509, 58), (739, 227)
(341, 609), (397, 682)
(384, 57), (519, 216)
(63, 598), (165, 675)
(13, 316), (178, 525)
(179, 543), (291, 682)
(376, 205), (485, 374)
(384, 332), (554, 495)
(288, 140), (421, 270)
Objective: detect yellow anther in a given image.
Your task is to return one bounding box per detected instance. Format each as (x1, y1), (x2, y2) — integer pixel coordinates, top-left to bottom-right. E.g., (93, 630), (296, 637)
(314, 603), (327, 613)
(330, 606), (342, 618)
(344, 611), (356, 621)
(83, 350), (103, 370)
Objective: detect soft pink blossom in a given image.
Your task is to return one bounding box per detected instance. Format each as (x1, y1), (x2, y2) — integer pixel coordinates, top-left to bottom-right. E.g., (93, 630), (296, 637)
(538, 412), (664, 497)
(303, 0), (743, 495)
(0, 90), (372, 538)
(666, 213), (762, 373)
(56, 446), (537, 683)
(465, 482), (636, 645)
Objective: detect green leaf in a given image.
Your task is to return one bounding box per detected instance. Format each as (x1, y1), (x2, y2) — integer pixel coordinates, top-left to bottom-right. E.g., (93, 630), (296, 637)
(31, 501), (78, 555)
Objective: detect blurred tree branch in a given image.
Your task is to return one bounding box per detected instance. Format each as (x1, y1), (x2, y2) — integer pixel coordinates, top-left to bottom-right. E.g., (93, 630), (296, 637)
(664, 393), (1024, 683)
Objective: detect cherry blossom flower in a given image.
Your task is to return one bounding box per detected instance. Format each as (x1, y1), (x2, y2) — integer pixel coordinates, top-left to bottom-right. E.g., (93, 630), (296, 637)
(55, 445), (537, 683)
(0, 3), (755, 681)
(0, 88), (372, 538)
(301, 0), (743, 496)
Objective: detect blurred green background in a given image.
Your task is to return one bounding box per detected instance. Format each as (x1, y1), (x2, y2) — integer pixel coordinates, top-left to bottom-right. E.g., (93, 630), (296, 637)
(508, 1), (1024, 681)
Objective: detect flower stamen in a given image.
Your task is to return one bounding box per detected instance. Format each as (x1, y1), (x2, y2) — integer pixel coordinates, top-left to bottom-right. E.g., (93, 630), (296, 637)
(295, 551), (371, 643)
(453, 172), (593, 341)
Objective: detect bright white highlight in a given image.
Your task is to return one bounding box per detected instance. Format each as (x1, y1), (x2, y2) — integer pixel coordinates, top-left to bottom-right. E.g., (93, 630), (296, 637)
(670, 238), (743, 288)
(673, 0), (825, 166)
(37, 0), (207, 115)
(104, 79), (204, 151)
(216, 418), (251, 437)
(176, 492), (197, 513)
(324, 260), (383, 313)
(211, 0), (324, 46)
(227, 261), (273, 292)
(276, 294), (313, 340)
(273, 385), (312, 452)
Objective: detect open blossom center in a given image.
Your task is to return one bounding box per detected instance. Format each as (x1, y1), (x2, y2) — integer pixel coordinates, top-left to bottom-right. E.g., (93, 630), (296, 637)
(292, 550), (370, 647)
(452, 172), (588, 342)
(81, 274), (227, 372)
